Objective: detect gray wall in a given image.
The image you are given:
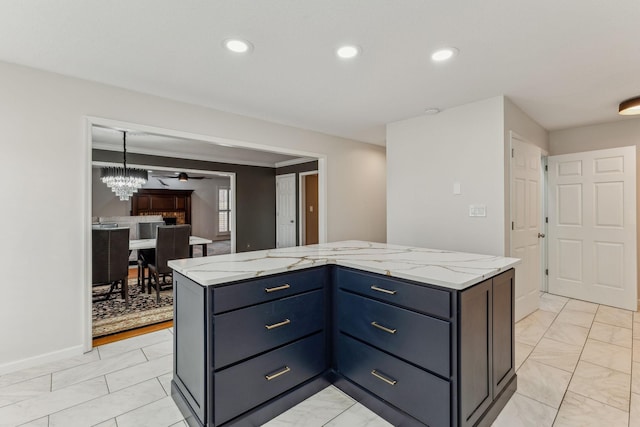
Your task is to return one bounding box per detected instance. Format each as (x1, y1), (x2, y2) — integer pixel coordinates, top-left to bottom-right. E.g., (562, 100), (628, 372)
(93, 149), (276, 252)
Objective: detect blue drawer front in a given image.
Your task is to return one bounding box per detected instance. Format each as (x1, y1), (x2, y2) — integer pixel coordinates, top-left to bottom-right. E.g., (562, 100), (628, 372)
(213, 267), (326, 314)
(214, 290), (324, 369)
(336, 267), (451, 318)
(338, 290), (450, 377)
(336, 333), (450, 427)
(214, 332), (326, 425)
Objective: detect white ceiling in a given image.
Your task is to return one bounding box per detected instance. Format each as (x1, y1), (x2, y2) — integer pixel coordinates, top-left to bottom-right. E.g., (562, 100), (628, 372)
(92, 126), (300, 168)
(1, 1), (639, 145)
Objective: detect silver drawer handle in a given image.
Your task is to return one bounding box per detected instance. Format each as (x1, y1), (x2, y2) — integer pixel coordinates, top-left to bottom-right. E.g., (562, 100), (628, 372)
(265, 366), (291, 381)
(265, 319), (291, 330)
(370, 285), (396, 295)
(265, 284), (291, 293)
(371, 321), (397, 334)
(371, 369), (397, 386)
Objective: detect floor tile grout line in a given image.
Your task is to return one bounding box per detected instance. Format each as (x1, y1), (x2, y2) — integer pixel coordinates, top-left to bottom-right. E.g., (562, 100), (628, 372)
(319, 401), (359, 427)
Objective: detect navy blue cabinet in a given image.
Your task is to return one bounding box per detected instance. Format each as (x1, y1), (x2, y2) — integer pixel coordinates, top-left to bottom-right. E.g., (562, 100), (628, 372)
(172, 265), (515, 427)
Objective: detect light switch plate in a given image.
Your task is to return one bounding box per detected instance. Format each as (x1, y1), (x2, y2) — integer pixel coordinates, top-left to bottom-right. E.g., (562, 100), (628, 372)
(469, 204), (487, 217)
(453, 182), (461, 195)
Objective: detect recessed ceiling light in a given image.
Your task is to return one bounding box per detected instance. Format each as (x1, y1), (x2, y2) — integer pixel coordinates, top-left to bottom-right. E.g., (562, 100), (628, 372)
(424, 108), (441, 115)
(223, 38), (253, 54)
(217, 143), (233, 147)
(431, 47), (458, 62)
(336, 45), (360, 59)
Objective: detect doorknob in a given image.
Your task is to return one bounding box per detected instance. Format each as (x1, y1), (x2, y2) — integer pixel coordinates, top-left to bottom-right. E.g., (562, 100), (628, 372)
(538, 233), (546, 238)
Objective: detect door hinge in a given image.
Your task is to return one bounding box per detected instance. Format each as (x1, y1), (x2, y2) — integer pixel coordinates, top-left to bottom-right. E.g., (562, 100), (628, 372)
(511, 148), (514, 158)
(511, 221), (514, 230)
(545, 269), (549, 276)
(545, 216), (548, 223)
(545, 164), (548, 172)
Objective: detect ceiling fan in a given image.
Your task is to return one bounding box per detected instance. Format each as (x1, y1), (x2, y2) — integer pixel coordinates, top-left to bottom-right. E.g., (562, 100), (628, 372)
(154, 172), (212, 186)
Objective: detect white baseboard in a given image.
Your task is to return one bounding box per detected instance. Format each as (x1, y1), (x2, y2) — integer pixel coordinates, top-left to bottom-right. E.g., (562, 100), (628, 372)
(0, 345), (85, 376)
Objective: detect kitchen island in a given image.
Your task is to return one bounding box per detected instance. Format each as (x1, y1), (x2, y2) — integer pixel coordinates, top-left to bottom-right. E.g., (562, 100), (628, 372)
(169, 240), (520, 427)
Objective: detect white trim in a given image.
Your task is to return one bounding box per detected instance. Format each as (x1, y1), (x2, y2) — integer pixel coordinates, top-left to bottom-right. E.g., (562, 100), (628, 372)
(298, 171), (319, 246)
(87, 117), (324, 159)
(93, 142), (292, 169)
(0, 344), (85, 376)
(85, 117), (327, 351)
(274, 157), (317, 168)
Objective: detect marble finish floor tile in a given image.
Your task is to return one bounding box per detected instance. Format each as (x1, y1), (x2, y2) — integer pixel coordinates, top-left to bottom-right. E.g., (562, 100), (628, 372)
(97, 329), (172, 359)
(263, 386), (356, 427)
(568, 360), (630, 411)
(158, 373), (172, 396)
(631, 392), (640, 427)
(634, 340), (640, 362)
(527, 337), (581, 372)
(555, 309), (596, 329)
(323, 402), (393, 427)
(633, 361), (640, 394)
(513, 359), (572, 409)
(17, 417), (48, 427)
(0, 374), (51, 408)
(515, 311), (555, 346)
(515, 342), (534, 371)
(116, 395), (184, 427)
(595, 305), (633, 329)
(589, 321), (632, 348)
(564, 299), (599, 314)
(554, 391), (629, 427)
(141, 339), (173, 360)
(105, 354), (172, 392)
(539, 292), (568, 313)
(168, 422), (187, 427)
(581, 339), (632, 374)
(52, 349), (147, 390)
(0, 351), (100, 389)
(491, 392), (556, 427)
(544, 321), (590, 347)
(94, 419), (117, 427)
(48, 378), (166, 427)
(0, 377), (108, 427)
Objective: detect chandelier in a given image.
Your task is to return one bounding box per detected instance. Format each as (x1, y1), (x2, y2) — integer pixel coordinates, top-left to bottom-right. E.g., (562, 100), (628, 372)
(100, 131), (148, 201)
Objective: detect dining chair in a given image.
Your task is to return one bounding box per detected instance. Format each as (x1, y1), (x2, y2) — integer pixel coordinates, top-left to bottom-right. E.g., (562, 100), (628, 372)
(136, 221), (166, 289)
(148, 224), (191, 303)
(92, 228), (130, 306)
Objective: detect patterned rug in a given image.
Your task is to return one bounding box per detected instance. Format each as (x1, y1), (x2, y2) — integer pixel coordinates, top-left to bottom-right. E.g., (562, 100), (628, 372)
(92, 277), (173, 338)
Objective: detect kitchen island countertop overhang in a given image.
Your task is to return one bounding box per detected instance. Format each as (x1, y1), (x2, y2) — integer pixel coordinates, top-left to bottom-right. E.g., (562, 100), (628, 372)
(168, 240), (520, 290)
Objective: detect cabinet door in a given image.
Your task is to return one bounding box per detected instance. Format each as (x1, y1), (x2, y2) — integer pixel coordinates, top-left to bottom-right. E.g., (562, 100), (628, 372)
(459, 278), (492, 427)
(492, 269), (515, 398)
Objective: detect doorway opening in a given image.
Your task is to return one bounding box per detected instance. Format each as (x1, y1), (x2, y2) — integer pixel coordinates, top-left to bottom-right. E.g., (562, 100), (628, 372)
(300, 171), (319, 245)
(84, 117), (328, 350)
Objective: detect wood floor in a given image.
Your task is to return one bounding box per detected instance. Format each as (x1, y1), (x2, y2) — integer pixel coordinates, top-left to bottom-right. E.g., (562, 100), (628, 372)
(92, 266), (172, 347)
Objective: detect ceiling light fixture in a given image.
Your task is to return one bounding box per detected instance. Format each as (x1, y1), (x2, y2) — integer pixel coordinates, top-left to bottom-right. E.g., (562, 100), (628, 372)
(424, 108), (441, 115)
(619, 96), (640, 115)
(100, 131), (148, 201)
(178, 172), (188, 182)
(431, 47), (458, 62)
(223, 38), (252, 54)
(336, 45), (360, 59)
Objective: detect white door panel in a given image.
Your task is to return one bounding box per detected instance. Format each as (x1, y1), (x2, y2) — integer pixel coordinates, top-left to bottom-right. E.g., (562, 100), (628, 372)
(548, 146), (636, 310)
(276, 174), (296, 248)
(510, 136), (543, 321)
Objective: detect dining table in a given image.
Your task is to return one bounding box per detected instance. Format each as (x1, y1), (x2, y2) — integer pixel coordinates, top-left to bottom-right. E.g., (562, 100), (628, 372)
(130, 235), (213, 257)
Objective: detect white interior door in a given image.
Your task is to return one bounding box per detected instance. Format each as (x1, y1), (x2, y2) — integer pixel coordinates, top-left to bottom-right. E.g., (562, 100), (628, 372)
(548, 146), (636, 310)
(276, 173), (297, 248)
(510, 135), (543, 321)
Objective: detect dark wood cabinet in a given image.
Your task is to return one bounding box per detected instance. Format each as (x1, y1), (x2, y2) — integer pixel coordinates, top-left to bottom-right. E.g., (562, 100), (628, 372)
(172, 265), (515, 427)
(131, 189), (193, 224)
(459, 269), (515, 427)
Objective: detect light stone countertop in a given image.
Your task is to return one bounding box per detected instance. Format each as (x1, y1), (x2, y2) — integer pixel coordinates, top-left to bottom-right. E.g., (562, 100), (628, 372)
(168, 240), (520, 291)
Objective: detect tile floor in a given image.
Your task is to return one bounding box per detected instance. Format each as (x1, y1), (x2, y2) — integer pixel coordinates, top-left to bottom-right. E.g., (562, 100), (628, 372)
(1, 293), (639, 426)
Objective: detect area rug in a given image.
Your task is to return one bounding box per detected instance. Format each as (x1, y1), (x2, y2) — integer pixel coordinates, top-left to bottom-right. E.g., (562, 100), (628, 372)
(92, 278), (173, 338)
